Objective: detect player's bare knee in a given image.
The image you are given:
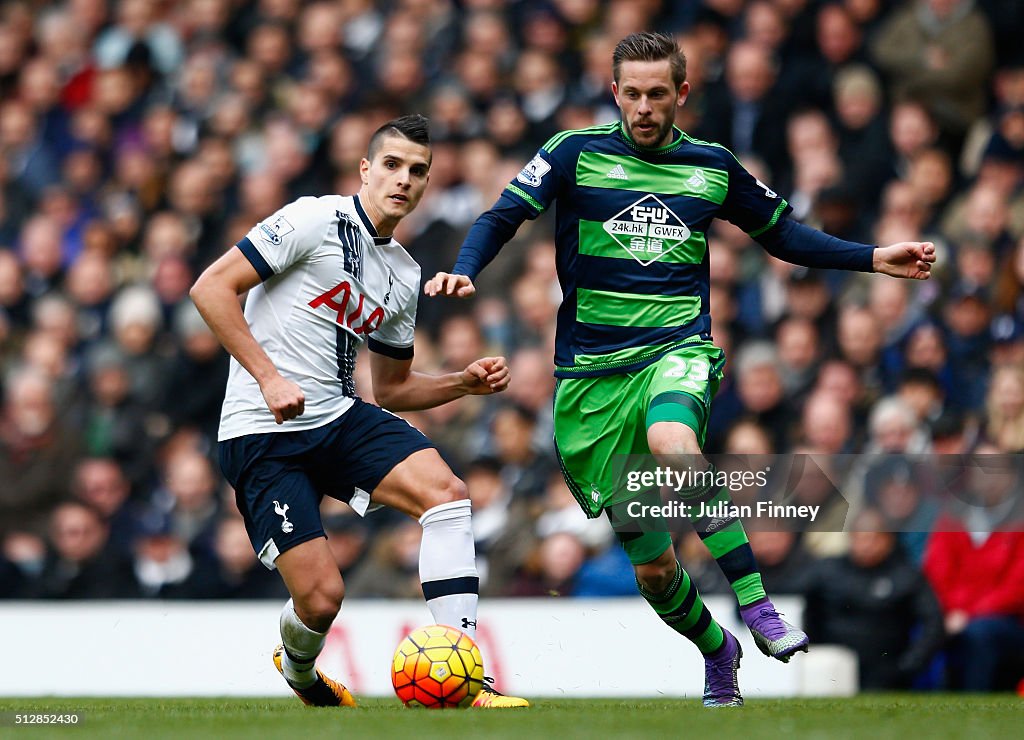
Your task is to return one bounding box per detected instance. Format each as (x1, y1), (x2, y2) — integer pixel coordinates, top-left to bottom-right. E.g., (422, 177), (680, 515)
(413, 475), (468, 516)
(438, 475), (468, 504)
(293, 582), (344, 631)
(634, 547), (678, 593)
(635, 561), (676, 594)
(647, 422), (702, 456)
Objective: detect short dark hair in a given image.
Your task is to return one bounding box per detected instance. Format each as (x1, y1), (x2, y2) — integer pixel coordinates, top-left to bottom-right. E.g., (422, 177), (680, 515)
(367, 114), (431, 160)
(612, 32), (687, 88)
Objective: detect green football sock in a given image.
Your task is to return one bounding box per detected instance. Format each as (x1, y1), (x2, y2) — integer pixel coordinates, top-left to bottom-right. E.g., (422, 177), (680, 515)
(637, 561), (725, 655)
(678, 477), (767, 607)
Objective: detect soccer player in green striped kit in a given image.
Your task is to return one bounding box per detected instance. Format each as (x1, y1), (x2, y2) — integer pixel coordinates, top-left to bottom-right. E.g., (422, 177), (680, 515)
(426, 32), (935, 706)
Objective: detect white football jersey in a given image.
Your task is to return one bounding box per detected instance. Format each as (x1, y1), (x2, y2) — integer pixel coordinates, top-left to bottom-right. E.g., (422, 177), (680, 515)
(218, 194), (420, 441)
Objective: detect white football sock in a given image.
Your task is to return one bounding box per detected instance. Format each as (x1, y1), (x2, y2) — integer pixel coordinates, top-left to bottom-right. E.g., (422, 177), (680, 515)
(419, 499), (479, 638)
(279, 599), (327, 689)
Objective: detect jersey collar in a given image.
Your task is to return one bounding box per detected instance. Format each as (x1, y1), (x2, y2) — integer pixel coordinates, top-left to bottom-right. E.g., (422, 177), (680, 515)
(353, 194), (393, 246)
(618, 122), (685, 154)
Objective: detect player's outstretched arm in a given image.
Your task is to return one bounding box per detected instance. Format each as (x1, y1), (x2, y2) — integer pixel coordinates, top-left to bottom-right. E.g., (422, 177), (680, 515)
(370, 352), (508, 411)
(872, 241), (937, 280)
(424, 272), (476, 298)
(190, 247), (305, 424)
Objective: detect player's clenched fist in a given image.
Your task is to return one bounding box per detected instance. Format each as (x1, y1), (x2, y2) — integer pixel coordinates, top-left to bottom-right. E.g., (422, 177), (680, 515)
(872, 241), (937, 280)
(260, 374), (305, 424)
(461, 356), (510, 395)
(424, 272), (476, 298)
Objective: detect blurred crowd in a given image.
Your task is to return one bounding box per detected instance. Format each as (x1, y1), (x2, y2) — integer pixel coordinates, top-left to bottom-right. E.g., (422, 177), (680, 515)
(1, 0), (1023, 691)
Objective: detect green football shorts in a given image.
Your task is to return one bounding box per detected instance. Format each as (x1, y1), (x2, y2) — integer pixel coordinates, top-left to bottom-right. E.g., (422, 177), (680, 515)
(553, 341), (725, 565)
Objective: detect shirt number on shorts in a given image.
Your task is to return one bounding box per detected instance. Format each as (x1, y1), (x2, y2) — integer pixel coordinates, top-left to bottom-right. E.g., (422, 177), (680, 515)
(663, 356), (709, 391)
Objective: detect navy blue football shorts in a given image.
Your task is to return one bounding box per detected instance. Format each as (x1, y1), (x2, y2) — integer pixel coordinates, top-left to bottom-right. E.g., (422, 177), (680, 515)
(219, 398), (435, 569)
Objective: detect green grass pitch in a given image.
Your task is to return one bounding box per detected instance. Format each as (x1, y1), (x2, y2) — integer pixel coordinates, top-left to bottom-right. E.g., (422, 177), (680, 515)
(0, 696), (1019, 739)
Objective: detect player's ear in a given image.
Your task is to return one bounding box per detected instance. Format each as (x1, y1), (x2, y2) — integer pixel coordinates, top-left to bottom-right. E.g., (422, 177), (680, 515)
(611, 81), (620, 106)
(359, 157), (370, 185)
(677, 81), (690, 108)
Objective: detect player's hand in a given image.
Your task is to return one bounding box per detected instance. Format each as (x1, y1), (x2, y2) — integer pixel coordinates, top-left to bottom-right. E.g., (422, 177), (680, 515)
(872, 241), (936, 280)
(460, 356), (509, 395)
(424, 272), (476, 298)
(260, 374), (305, 424)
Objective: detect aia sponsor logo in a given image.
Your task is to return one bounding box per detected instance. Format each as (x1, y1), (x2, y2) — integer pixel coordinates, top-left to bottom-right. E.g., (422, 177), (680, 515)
(310, 281), (384, 335)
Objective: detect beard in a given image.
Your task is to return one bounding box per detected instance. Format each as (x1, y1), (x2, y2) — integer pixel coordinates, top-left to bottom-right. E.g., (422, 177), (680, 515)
(623, 115), (675, 148)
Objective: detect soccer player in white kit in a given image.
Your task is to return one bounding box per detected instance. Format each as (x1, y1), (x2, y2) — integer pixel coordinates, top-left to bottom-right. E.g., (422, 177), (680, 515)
(191, 115), (528, 708)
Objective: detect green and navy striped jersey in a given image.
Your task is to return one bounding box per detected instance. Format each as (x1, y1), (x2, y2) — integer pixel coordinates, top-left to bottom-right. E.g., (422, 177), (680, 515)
(456, 122), (793, 378)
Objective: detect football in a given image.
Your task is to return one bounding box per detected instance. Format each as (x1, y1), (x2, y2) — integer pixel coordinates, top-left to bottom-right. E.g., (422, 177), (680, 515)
(391, 624), (484, 708)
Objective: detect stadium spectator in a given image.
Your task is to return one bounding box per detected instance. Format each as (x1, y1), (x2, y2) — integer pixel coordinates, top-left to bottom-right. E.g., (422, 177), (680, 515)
(487, 403), (553, 499)
(64, 249), (116, 345)
(321, 511), (370, 581)
(464, 456), (535, 596)
(70, 457), (138, 557)
(786, 449), (850, 558)
(697, 39), (791, 177)
(18, 214), (66, 299)
(984, 365), (1024, 452)
(418, 314), (490, 469)
(811, 364), (863, 418)
(941, 181), (1015, 260)
(535, 469), (614, 549)
(131, 507), (195, 598)
(99, 285), (174, 409)
(0, 369), (81, 537)
(989, 313), (1024, 368)
(900, 321), (962, 406)
(185, 517), (289, 600)
(79, 344), (153, 486)
(790, 2), (868, 112)
(923, 449), (1024, 690)
(148, 447), (221, 557)
(571, 538), (638, 597)
(19, 327), (82, 414)
(344, 520), (424, 600)
(0, 99), (61, 200)
(800, 391), (853, 455)
(837, 305), (884, 395)
(29, 500), (138, 599)
(0, 548), (25, 598)
(784, 267), (836, 348)
(865, 396), (931, 454)
(803, 507), (944, 690)
(871, 0), (995, 141)
(774, 315), (823, 403)
(505, 531), (587, 598)
(0, 530), (45, 597)
(886, 99), (942, 181)
(747, 528), (816, 595)
(859, 456), (940, 565)
(897, 368), (946, 429)
(782, 108), (841, 220)
(723, 419), (774, 456)
(0, 250), (29, 328)
(735, 253), (795, 339)
(159, 300), (230, 444)
(733, 341), (793, 450)
(868, 279), (919, 388)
